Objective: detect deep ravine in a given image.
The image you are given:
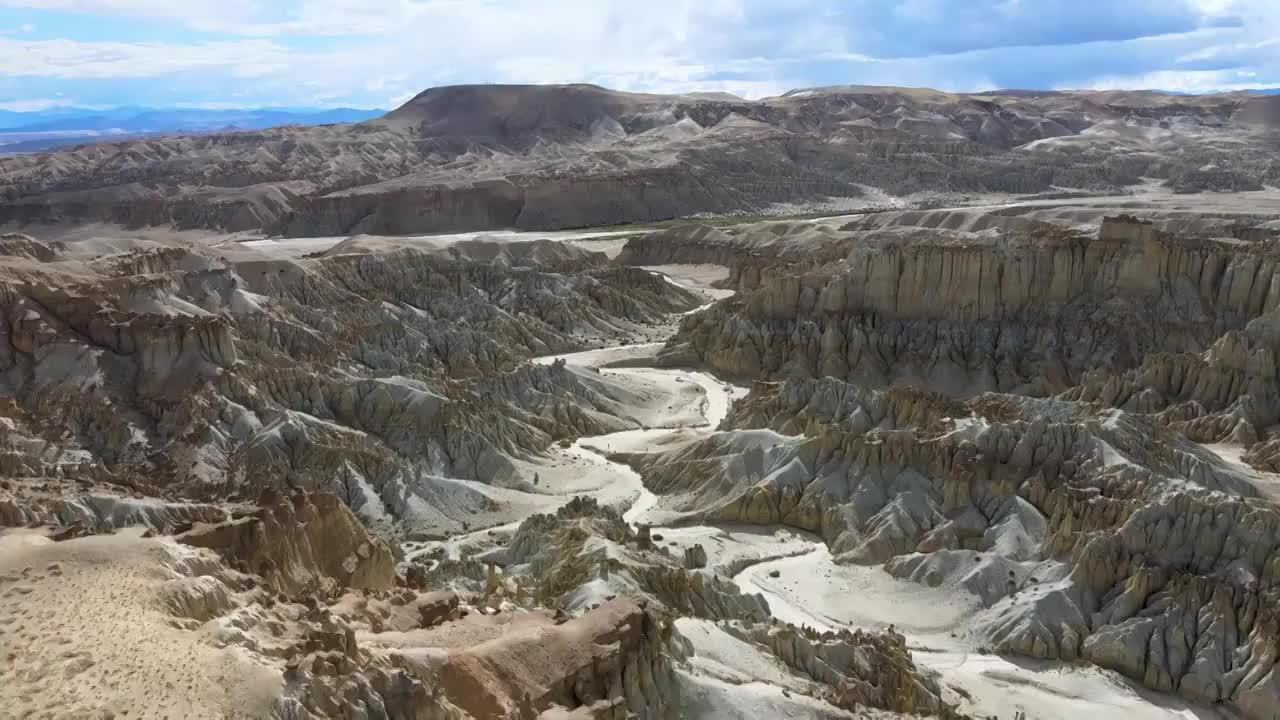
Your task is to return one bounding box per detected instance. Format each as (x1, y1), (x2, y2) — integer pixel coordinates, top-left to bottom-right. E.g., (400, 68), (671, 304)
(515, 268), (1235, 720)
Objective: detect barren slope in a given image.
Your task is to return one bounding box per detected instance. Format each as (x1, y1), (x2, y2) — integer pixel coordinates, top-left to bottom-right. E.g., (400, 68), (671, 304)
(3, 84), (1278, 237)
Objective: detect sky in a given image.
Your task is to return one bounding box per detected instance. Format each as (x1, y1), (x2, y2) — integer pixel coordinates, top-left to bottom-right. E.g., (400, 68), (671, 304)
(0, 0), (1278, 111)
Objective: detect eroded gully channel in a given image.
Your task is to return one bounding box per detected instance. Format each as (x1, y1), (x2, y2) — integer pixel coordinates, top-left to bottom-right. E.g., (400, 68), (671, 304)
(503, 270), (1227, 720)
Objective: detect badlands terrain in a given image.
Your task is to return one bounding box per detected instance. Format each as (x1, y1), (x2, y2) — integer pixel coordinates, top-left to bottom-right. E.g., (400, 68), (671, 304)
(2, 84), (1279, 236)
(3, 84), (1280, 719)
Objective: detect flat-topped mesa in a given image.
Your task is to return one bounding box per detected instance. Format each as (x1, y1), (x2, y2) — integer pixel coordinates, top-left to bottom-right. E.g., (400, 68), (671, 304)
(660, 216), (1280, 397)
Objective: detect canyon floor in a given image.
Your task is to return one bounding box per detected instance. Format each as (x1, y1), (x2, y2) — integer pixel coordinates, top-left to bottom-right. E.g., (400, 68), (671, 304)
(6, 189), (1280, 719)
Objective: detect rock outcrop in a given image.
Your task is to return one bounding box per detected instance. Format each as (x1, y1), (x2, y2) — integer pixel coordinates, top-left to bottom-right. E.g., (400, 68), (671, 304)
(610, 212), (1280, 720)
(496, 496), (771, 623)
(178, 491), (396, 597)
(11, 153), (1280, 720)
(439, 597), (685, 719)
(725, 622), (961, 718)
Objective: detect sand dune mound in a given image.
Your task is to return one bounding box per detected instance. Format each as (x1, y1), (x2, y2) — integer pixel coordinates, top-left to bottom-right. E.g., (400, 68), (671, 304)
(0, 531), (282, 719)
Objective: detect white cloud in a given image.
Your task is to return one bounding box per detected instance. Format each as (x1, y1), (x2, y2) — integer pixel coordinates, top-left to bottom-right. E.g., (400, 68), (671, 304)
(0, 0), (1277, 108)
(1084, 69), (1276, 92)
(2, 0), (262, 29)
(0, 97), (82, 111)
(0, 36), (294, 78)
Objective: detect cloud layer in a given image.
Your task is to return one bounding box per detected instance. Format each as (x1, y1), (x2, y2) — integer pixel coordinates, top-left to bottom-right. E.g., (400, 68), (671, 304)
(0, 0), (1276, 109)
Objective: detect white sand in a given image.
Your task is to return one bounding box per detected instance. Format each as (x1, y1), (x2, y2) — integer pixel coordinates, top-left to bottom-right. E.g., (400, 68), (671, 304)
(524, 266), (1225, 718)
(534, 342), (665, 367)
(240, 228), (639, 260)
(639, 265), (734, 302)
(523, 264), (1235, 719)
(651, 525), (817, 574)
(531, 343), (748, 525)
(548, 261), (1233, 717)
(1202, 442), (1280, 500)
(729, 541), (1230, 719)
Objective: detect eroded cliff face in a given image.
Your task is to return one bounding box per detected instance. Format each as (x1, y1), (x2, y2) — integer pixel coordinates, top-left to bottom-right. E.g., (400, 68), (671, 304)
(602, 213), (1280, 717)
(662, 218), (1280, 401)
(0, 236), (701, 536)
(13, 190), (1280, 717)
(1, 484), (724, 719)
(178, 490), (396, 597)
(392, 494), (965, 719)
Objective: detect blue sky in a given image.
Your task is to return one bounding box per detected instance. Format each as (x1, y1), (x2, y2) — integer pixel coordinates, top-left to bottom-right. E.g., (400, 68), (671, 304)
(1, 0), (1277, 111)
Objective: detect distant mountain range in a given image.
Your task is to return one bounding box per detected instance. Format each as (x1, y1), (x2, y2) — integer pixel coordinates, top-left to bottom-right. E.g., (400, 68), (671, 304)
(0, 106), (387, 154)
(0, 106), (387, 132)
(4, 82), (1278, 236)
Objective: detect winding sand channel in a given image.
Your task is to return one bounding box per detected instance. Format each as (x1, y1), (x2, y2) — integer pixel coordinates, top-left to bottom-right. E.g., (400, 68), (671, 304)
(433, 264), (1232, 719)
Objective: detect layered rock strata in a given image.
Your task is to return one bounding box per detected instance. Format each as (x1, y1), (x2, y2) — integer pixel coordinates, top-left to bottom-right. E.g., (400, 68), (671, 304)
(661, 217), (1280, 402)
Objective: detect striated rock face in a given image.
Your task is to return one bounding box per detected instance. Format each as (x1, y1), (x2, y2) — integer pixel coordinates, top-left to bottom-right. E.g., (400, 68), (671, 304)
(979, 484), (1280, 713)
(2, 489), (697, 719)
(627, 384), (1247, 563)
(721, 377), (968, 436)
(0, 484), (229, 533)
(4, 84), (1279, 236)
(682, 545), (708, 570)
(14, 173), (1280, 719)
(662, 216), (1280, 400)
(0, 233), (65, 261)
(178, 491), (396, 597)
